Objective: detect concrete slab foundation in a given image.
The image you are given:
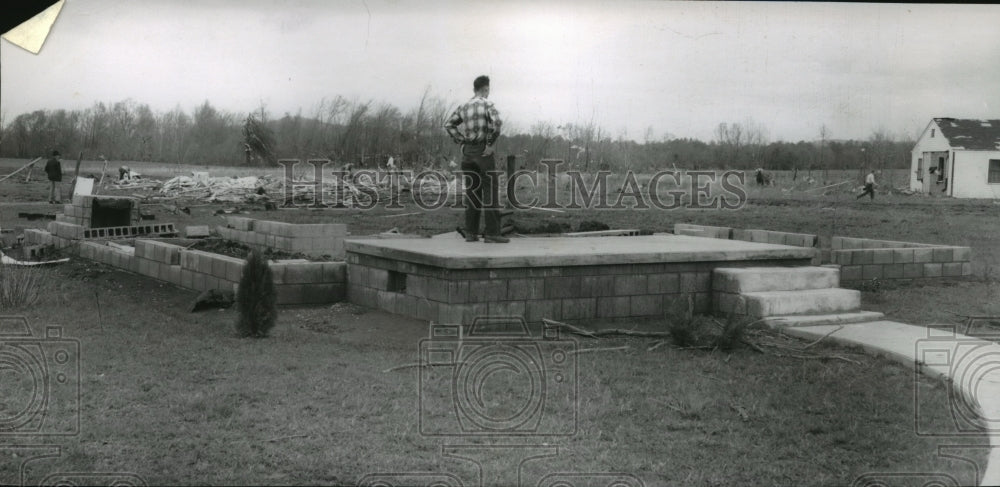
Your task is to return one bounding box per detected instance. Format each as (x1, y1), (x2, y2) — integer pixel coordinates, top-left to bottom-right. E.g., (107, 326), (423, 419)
(345, 234), (816, 324)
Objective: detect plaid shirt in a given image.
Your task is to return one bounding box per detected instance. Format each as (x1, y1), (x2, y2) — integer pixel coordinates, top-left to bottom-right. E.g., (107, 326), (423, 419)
(444, 96), (502, 146)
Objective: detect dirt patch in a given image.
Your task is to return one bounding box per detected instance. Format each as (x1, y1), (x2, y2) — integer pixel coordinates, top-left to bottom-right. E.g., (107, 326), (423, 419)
(186, 238), (332, 261)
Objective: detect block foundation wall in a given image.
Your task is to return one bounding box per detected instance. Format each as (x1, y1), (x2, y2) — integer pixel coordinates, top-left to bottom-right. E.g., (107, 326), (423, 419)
(217, 216), (348, 259)
(673, 223), (973, 284)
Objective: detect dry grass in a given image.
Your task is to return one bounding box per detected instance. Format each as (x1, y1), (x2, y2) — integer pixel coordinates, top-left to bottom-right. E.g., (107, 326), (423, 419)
(0, 264), (44, 310)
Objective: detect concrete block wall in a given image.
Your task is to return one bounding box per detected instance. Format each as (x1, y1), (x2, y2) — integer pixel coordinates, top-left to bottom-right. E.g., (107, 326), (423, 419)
(77, 239), (346, 305)
(345, 251), (813, 324)
(673, 223), (733, 239)
(57, 195), (141, 228)
(217, 216), (349, 259)
(831, 245), (973, 284)
(672, 224), (973, 282)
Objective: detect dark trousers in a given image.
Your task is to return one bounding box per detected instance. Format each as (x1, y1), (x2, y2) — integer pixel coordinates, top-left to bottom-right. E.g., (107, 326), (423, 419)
(461, 143), (501, 236)
(857, 183), (874, 200)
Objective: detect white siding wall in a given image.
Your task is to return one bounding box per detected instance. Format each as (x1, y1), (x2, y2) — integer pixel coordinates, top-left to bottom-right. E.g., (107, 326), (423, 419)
(952, 150), (1000, 199)
(910, 121), (952, 191)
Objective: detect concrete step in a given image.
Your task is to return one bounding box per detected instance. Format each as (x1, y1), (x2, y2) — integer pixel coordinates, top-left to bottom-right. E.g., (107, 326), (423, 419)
(761, 310), (884, 328)
(714, 266), (839, 293)
(741, 288), (861, 318)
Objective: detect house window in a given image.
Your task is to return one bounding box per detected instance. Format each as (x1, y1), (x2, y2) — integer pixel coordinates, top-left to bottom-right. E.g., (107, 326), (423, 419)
(990, 160), (1000, 184)
(916, 157), (923, 181)
(931, 129), (935, 137)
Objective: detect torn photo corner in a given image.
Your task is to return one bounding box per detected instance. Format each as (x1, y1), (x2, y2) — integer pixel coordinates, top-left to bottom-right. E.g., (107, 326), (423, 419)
(1, 0), (64, 54)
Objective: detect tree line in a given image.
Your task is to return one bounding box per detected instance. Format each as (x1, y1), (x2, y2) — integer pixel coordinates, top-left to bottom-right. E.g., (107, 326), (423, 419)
(0, 94), (914, 173)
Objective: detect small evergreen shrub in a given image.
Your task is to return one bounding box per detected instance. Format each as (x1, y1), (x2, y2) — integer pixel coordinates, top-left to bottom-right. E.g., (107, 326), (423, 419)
(234, 251), (278, 338)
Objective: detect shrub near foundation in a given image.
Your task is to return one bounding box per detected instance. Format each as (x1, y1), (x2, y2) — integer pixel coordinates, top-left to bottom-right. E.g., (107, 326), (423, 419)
(235, 251), (278, 338)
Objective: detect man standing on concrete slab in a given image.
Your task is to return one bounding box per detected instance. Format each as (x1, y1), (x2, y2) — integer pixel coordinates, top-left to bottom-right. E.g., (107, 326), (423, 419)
(856, 170), (876, 200)
(44, 150), (63, 204)
(445, 75), (508, 243)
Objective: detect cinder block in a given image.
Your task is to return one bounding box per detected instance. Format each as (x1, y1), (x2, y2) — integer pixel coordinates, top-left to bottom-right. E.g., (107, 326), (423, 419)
(424, 274), (448, 303)
(347, 264), (367, 287)
(923, 263), (943, 278)
(507, 278), (544, 300)
(226, 260), (245, 282)
(447, 280), (469, 303)
(265, 263), (284, 284)
(942, 262), (964, 277)
(368, 268), (389, 290)
(883, 264), (904, 279)
(614, 275), (647, 296)
(680, 273), (703, 293)
(913, 248), (934, 263)
(166, 265), (182, 285)
(932, 248), (953, 263)
(561, 298), (596, 320)
(192, 272), (207, 292)
(597, 296), (631, 318)
(416, 298), (441, 322)
(840, 265), (863, 281)
(962, 262), (973, 276)
(322, 262), (347, 283)
(872, 249), (893, 265)
(488, 301), (527, 320)
(185, 225), (211, 238)
(852, 250), (873, 266)
(647, 273), (680, 294)
(469, 279), (507, 302)
(407, 275), (428, 298)
(545, 276), (580, 299)
(226, 216), (255, 231)
(630, 295), (662, 317)
(903, 263), (923, 278)
(525, 299), (562, 323)
(953, 247), (971, 262)
(892, 248), (914, 264)
(862, 265), (883, 280)
(283, 263), (324, 284)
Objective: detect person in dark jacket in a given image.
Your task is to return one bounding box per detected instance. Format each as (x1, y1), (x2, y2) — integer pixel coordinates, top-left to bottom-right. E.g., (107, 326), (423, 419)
(44, 150), (63, 204)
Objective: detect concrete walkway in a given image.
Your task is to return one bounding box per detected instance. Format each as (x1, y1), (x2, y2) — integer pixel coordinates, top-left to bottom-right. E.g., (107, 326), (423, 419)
(776, 319), (1000, 486)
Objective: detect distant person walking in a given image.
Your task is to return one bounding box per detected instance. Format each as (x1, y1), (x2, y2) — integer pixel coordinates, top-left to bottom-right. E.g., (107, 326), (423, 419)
(857, 170), (876, 200)
(445, 75), (507, 243)
(44, 150), (63, 204)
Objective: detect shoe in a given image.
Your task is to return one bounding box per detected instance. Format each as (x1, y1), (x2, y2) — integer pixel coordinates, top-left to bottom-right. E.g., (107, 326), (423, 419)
(465, 235), (479, 242)
(484, 235), (509, 243)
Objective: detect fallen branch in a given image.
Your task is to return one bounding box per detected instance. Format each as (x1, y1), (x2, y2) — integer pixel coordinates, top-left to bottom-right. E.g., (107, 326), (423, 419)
(0, 157), (42, 183)
(647, 340), (667, 352)
(542, 318), (673, 338)
(383, 362), (459, 373)
(801, 325), (844, 350)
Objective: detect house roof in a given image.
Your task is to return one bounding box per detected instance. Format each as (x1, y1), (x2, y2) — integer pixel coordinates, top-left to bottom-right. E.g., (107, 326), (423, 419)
(934, 118), (1000, 150)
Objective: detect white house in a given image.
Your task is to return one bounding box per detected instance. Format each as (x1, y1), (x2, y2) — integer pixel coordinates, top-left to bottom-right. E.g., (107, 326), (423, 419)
(910, 118), (1000, 198)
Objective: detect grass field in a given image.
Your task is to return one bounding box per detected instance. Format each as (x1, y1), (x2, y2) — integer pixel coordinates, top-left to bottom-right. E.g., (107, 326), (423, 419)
(1, 157), (998, 485)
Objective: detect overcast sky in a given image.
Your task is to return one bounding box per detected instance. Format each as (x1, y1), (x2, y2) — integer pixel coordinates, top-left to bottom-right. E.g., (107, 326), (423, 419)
(2, 0), (999, 143)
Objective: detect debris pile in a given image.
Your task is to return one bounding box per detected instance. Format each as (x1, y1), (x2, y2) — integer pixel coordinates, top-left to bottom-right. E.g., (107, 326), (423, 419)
(159, 175), (280, 203)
